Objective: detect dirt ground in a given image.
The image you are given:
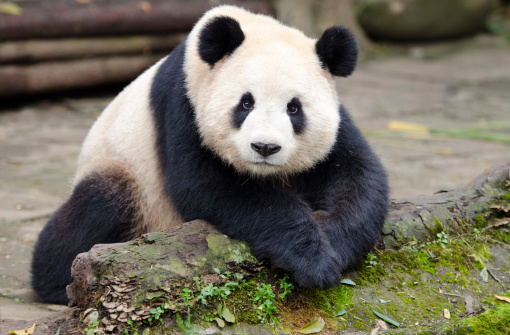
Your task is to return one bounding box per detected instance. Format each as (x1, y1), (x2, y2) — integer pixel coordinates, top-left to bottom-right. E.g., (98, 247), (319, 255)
(1, 35), (510, 334)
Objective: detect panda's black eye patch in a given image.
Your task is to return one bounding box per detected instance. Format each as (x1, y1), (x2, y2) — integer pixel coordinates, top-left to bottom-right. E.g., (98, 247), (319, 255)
(287, 97), (306, 134)
(233, 92), (254, 128)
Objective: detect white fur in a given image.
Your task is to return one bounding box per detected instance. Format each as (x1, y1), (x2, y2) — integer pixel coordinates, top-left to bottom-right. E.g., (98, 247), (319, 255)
(75, 59), (182, 234)
(185, 6), (341, 176)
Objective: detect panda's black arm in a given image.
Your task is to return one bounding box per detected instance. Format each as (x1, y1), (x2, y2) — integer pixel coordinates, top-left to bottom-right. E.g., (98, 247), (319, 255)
(304, 108), (389, 271)
(165, 149), (343, 288)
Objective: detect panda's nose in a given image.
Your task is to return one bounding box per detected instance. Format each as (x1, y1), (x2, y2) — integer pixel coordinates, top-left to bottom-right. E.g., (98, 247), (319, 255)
(251, 142), (281, 157)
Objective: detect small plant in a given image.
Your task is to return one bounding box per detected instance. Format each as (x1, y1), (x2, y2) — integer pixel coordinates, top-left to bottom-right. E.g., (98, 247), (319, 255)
(278, 275), (293, 301)
(122, 320), (139, 335)
(176, 313), (201, 335)
(252, 283), (278, 326)
(365, 253), (378, 266)
(147, 302), (165, 325)
(436, 232), (449, 249)
(232, 249), (244, 263)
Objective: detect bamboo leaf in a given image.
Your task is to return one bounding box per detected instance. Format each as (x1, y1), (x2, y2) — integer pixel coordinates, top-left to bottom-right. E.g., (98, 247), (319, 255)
(335, 308), (347, 317)
(340, 278), (356, 286)
(373, 310), (400, 328)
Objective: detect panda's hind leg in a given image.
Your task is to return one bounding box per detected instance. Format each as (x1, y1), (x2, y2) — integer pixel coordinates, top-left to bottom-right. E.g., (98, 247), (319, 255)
(31, 167), (141, 304)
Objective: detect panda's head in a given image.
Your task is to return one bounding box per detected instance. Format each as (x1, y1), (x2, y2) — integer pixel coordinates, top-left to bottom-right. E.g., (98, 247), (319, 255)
(184, 6), (358, 177)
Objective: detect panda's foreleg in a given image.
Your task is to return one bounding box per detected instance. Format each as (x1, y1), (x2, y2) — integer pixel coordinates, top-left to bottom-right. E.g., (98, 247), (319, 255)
(314, 165), (388, 272)
(31, 168), (139, 304)
(170, 171), (343, 288)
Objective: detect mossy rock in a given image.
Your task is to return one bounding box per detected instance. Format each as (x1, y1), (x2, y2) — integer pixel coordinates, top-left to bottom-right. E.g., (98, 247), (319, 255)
(356, 0), (499, 41)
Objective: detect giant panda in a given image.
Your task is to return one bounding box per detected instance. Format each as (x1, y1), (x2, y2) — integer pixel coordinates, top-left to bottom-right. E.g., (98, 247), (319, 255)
(31, 5), (389, 305)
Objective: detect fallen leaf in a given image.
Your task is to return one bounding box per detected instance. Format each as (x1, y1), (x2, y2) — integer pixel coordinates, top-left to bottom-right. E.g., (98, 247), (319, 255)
(297, 317), (325, 334)
(335, 308), (347, 317)
(444, 309), (450, 319)
(388, 121), (429, 133)
(493, 292), (510, 303)
(464, 295), (474, 314)
(10, 323), (35, 334)
(340, 278), (356, 286)
(0, 2), (22, 15)
(353, 316), (363, 321)
(220, 306), (236, 323)
(379, 299), (391, 303)
(372, 310), (400, 328)
(480, 267), (489, 283)
(213, 318), (225, 328)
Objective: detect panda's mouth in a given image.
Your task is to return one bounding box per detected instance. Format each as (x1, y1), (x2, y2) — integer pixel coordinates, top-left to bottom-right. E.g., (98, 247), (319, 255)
(251, 160), (281, 167)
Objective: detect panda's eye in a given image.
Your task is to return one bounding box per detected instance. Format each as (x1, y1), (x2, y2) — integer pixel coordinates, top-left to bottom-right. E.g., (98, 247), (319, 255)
(287, 103), (301, 115)
(242, 99), (253, 110)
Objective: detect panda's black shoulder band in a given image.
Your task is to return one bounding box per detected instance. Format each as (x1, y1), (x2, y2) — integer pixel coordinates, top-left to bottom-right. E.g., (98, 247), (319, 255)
(198, 16), (245, 66)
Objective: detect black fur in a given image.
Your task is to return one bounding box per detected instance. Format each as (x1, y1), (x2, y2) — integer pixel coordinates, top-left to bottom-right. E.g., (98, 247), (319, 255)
(232, 92), (254, 128)
(151, 39), (388, 289)
(31, 169), (137, 304)
(287, 97), (306, 134)
(199, 16), (245, 66)
(316, 26), (359, 77)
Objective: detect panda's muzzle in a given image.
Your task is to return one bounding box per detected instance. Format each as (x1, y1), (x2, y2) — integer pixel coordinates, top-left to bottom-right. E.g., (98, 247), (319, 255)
(251, 142), (281, 157)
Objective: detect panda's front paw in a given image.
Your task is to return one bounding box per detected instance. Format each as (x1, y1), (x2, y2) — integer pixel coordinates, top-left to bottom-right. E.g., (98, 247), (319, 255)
(292, 252), (342, 289)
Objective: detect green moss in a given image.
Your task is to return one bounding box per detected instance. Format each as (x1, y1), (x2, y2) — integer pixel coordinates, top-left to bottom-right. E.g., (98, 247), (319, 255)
(304, 285), (354, 317)
(500, 192), (510, 203)
(463, 301), (510, 334)
(473, 214), (488, 229)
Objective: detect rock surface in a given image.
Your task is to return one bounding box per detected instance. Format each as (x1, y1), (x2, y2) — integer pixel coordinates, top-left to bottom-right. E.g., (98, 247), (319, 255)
(356, 0), (499, 41)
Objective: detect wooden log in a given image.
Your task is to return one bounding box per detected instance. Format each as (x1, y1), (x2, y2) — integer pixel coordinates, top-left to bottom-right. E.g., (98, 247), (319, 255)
(0, 34), (186, 64)
(0, 0), (273, 40)
(67, 162), (510, 321)
(0, 54), (165, 97)
(382, 162), (510, 248)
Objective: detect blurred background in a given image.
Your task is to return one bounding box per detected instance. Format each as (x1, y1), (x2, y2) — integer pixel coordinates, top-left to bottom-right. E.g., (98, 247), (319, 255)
(1, 0), (510, 332)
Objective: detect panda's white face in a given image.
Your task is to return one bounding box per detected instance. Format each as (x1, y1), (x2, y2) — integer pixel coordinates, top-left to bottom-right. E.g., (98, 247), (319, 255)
(184, 6), (346, 177)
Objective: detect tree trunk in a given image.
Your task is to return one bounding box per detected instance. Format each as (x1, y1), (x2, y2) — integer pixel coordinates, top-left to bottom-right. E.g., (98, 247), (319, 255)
(0, 34), (186, 64)
(0, 54), (165, 97)
(0, 0), (273, 40)
(66, 162), (510, 330)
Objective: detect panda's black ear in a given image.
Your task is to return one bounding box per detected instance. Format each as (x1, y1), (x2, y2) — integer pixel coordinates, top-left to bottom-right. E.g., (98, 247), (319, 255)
(198, 16), (245, 66)
(315, 26), (359, 77)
